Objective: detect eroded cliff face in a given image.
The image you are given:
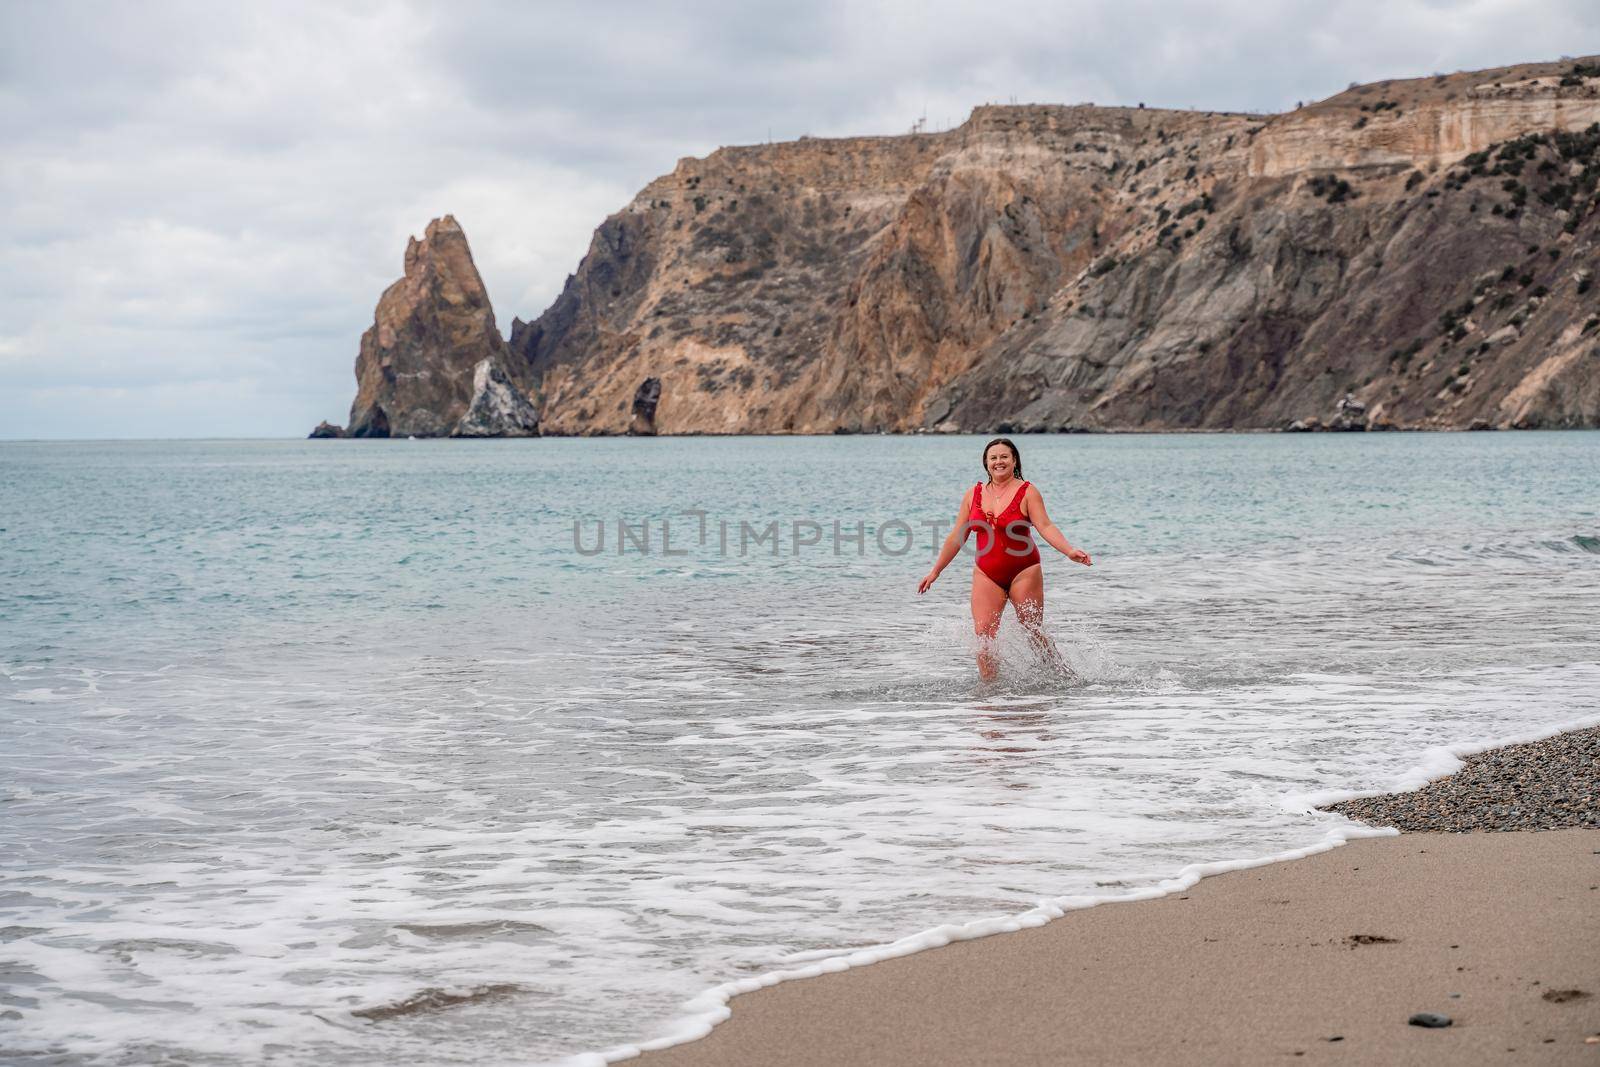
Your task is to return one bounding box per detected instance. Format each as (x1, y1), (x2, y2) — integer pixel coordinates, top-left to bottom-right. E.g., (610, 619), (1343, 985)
(510, 131), (953, 434)
(504, 56), (1600, 434)
(346, 216), (535, 438)
(326, 59), (1598, 437)
(942, 73), (1600, 433)
(1249, 66), (1600, 177)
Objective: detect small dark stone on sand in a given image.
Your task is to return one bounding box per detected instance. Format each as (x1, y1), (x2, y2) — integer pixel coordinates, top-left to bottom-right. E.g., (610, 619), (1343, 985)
(1542, 988), (1590, 1003)
(1326, 1035), (1344, 1042)
(1345, 934), (1399, 946)
(1409, 1012), (1453, 1028)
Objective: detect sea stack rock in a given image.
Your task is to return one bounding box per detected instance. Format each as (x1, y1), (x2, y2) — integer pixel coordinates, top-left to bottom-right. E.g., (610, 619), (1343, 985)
(346, 215), (536, 437)
(308, 421), (345, 438)
(628, 377), (662, 435)
(451, 358), (540, 436)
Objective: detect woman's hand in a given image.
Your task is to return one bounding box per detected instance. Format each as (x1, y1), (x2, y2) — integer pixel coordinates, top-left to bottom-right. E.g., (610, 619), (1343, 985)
(917, 571), (938, 594)
(1065, 546), (1093, 566)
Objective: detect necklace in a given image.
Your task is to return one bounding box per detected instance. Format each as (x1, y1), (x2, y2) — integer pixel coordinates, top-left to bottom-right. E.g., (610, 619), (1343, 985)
(983, 479), (1019, 524)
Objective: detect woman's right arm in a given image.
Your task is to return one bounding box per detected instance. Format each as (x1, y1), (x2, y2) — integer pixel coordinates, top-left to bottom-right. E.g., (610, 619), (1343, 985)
(917, 488), (974, 594)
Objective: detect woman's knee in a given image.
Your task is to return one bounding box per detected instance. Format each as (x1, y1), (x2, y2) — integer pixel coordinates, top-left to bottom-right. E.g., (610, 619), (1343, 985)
(1012, 599), (1044, 627)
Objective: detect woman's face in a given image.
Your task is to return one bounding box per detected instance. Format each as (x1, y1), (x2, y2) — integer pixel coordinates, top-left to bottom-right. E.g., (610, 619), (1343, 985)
(985, 445), (1016, 479)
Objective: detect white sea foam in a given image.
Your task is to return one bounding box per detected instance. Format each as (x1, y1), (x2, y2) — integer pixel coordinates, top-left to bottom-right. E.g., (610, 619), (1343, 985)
(582, 826), (1398, 1065)
(582, 707), (1600, 1064)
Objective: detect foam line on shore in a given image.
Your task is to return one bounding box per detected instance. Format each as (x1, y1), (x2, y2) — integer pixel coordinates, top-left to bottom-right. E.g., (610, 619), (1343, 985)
(579, 827), (1393, 1065)
(571, 709), (1600, 1067)
(1288, 708), (1600, 811)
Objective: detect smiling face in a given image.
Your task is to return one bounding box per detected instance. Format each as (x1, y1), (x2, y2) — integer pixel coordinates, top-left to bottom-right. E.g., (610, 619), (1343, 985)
(985, 443), (1018, 481)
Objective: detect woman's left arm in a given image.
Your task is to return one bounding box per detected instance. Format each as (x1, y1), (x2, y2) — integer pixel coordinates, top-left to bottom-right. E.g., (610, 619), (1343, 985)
(1024, 485), (1092, 566)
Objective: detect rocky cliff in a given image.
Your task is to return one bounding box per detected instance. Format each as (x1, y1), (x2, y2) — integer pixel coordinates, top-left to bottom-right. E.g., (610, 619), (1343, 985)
(324, 57), (1600, 437)
(340, 215), (537, 438)
(509, 56), (1600, 433)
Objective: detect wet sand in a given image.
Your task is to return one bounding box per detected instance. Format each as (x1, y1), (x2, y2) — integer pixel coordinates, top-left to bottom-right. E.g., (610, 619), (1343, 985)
(635, 727), (1600, 1065)
(635, 831), (1599, 1065)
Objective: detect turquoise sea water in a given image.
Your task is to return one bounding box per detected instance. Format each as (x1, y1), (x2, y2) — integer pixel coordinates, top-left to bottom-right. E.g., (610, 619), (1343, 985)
(2, 433), (1598, 1063)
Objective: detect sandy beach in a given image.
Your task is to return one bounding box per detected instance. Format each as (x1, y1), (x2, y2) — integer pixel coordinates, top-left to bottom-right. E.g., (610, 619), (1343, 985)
(637, 732), (1600, 1066)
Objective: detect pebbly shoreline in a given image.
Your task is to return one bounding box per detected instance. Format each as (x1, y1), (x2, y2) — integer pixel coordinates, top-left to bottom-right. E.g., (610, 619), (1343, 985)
(626, 728), (1600, 1065)
(1323, 724), (1600, 832)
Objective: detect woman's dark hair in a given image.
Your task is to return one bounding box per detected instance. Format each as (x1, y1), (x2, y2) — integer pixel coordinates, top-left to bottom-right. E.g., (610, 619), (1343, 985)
(980, 437), (1022, 482)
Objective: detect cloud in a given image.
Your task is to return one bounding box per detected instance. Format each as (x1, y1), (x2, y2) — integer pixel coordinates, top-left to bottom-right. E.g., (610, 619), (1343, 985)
(1, 0), (1595, 437)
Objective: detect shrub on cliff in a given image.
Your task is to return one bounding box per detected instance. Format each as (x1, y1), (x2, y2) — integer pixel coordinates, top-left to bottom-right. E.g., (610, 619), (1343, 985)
(1308, 175), (1356, 202)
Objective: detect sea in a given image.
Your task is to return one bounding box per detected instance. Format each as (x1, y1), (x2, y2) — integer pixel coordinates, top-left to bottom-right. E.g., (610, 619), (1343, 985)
(2, 432), (1598, 1064)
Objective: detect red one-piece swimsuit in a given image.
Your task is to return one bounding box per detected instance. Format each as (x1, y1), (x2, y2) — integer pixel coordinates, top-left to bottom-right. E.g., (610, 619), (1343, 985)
(967, 480), (1041, 591)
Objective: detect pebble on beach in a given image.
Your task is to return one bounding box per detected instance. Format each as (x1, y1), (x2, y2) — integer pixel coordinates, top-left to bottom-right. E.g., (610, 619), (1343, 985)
(1321, 726), (1600, 832)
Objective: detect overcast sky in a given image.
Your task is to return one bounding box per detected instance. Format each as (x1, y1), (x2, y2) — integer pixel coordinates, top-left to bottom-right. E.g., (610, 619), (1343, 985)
(3, 0), (1596, 438)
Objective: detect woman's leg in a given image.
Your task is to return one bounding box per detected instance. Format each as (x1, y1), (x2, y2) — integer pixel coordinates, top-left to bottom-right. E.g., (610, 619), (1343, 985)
(969, 567), (1007, 682)
(1007, 564), (1073, 676)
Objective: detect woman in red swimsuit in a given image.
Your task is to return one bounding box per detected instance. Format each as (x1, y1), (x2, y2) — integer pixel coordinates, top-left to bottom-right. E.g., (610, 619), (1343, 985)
(917, 437), (1093, 682)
